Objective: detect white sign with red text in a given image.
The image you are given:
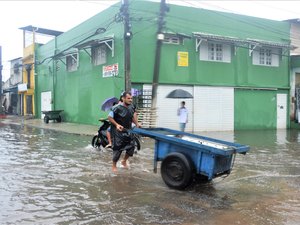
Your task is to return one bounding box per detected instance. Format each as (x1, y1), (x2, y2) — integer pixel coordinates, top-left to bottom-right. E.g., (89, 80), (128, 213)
(102, 63), (119, 78)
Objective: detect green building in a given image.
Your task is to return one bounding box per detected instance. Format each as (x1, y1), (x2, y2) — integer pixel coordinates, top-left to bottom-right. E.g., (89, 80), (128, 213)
(35, 1), (292, 131)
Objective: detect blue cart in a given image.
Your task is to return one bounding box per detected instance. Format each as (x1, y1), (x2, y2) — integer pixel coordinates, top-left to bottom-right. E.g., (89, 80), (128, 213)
(132, 127), (250, 190)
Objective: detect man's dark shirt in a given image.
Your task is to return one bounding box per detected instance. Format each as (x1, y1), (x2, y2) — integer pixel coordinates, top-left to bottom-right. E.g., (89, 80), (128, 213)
(112, 104), (135, 129)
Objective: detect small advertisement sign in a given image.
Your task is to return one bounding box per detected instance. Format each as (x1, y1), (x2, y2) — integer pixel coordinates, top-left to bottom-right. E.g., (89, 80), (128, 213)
(18, 83), (28, 92)
(177, 51), (189, 67)
(103, 63), (119, 78)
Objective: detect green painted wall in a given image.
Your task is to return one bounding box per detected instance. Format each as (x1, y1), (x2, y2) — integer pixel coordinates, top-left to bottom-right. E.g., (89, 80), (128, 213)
(36, 2), (125, 125)
(35, 0), (291, 128)
(234, 89), (277, 129)
(130, 1), (290, 89)
(234, 89), (289, 129)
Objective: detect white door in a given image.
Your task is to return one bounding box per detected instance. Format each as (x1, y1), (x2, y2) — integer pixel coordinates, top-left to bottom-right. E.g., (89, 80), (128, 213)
(41, 91), (52, 119)
(277, 93), (287, 129)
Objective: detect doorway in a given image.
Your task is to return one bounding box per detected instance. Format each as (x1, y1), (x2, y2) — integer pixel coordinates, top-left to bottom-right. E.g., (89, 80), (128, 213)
(277, 93), (287, 129)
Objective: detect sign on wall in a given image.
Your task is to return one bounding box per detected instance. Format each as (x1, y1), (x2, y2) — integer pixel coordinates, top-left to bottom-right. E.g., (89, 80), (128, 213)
(177, 51), (189, 67)
(18, 83), (28, 92)
(102, 63), (119, 78)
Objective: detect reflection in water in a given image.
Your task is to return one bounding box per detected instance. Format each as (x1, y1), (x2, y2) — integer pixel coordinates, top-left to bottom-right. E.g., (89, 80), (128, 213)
(0, 123), (299, 225)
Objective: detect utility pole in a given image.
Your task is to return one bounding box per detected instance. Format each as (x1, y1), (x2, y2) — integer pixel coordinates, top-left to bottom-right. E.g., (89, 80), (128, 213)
(151, 0), (169, 109)
(121, 0), (132, 91)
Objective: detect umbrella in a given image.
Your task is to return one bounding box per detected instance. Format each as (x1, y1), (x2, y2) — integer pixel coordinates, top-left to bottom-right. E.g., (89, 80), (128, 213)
(101, 97), (119, 111)
(166, 89), (193, 98)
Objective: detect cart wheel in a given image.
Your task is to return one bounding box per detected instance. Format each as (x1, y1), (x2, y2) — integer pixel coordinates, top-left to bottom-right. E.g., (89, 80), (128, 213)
(56, 115), (62, 123)
(44, 116), (49, 124)
(92, 135), (102, 148)
(161, 152), (193, 190)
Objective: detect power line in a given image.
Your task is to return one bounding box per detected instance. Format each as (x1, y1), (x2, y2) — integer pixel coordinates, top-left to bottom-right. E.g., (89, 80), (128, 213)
(160, 5), (294, 43)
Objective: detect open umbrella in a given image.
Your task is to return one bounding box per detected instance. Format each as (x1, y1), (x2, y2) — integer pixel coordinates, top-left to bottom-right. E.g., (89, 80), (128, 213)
(166, 89), (193, 98)
(101, 97), (119, 111)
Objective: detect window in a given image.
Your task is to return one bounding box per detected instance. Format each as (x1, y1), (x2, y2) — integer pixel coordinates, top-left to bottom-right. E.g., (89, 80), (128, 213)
(208, 43), (223, 61)
(163, 35), (182, 45)
(66, 54), (78, 72)
(253, 47), (279, 67)
(259, 48), (272, 65)
(92, 44), (107, 66)
(199, 41), (231, 63)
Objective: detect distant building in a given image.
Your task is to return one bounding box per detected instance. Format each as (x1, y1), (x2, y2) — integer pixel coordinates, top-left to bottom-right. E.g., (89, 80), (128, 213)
(2, 57), (22, 115)
(18, 25), (63, 116)
(286, 19), (300, 123)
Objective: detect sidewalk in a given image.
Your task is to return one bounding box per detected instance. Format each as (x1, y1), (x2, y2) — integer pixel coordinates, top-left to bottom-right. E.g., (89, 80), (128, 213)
(1, 115), (98, 136)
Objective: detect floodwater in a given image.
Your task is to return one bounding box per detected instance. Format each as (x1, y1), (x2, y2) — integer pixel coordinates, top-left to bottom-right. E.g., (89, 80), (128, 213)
(0, 123), (299, 225)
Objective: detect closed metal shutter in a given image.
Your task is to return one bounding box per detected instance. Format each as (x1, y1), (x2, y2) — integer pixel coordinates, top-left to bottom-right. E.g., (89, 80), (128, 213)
(194, 86), (234, 131)
(156, 85), (193, 131)
(143, 85), (233, 132)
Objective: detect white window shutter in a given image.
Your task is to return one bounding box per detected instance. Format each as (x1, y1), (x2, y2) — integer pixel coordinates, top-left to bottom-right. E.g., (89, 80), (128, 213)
(223, 44), (231, 63)
(199, 41), (208, 61)
(272, 48), (279, 67)
(252, 49), (260, 65)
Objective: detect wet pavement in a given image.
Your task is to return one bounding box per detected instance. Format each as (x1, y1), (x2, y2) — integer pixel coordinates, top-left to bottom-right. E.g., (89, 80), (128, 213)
(0, 117), (299, 225)
(0, 115), (98, 136)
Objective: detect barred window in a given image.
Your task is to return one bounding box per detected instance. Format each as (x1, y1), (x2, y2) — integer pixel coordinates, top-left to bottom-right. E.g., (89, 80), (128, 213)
(163, 36), (181, 45)
(208, 42), (223, 61)
(253, 47), (279, 67)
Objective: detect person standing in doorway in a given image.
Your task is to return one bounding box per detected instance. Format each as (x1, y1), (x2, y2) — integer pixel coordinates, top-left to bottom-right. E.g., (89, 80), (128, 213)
(177, 101), (188, 132)
(108, 91), (141, 172)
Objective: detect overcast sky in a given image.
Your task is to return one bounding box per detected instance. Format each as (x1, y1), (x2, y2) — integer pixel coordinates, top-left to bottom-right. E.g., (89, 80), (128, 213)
(1, 0), (300, 82)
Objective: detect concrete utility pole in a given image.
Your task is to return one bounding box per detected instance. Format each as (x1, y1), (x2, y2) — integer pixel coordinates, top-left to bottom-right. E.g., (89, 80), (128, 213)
(122, 0), (132, 91)
(151, 0), (169, 109)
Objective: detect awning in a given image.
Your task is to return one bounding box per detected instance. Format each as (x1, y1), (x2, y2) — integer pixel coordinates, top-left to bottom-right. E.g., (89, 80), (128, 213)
(19, 25), (63, 37)
(3, 86), (18, 93)
(246, 38), (292, 49)
(74, 35), (114, 57)
(193, 32), (293, 53)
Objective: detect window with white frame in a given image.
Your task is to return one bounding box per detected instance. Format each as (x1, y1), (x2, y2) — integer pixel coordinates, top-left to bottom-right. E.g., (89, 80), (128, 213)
(252, 47), (279, 67)
(66, 53), (78, 72)
(208, 42), (223, 61)
(199, 40), (231, 63)
(92, 44), (107, 66)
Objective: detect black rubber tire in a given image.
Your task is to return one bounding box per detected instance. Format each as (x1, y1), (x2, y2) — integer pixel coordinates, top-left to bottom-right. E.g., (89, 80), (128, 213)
(161, 152), (193, 190)
(56, 115), (62, 123)
(133, 136), (141, 151)
(91, 135), (102, 148)
(44, 116), (49, 124)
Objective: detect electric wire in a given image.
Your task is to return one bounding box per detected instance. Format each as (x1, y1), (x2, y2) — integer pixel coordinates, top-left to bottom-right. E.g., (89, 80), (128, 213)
(3, 0), (298, 79)
(125, 1), (297, 43)
(38, 0), (297, 67)
(38, 15), (120, 64)
(165, 1), (299, 42)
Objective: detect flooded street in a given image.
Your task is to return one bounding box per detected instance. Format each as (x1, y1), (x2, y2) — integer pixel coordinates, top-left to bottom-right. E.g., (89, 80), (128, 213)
(0, 123), (299, 225)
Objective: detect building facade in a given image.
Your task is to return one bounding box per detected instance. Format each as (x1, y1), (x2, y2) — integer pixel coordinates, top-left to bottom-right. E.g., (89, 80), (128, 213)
(35, 1), (292, 131)
(2, 57), (22, 115)
(18, 26), (63, 117)
(287, 19), (300, 123)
